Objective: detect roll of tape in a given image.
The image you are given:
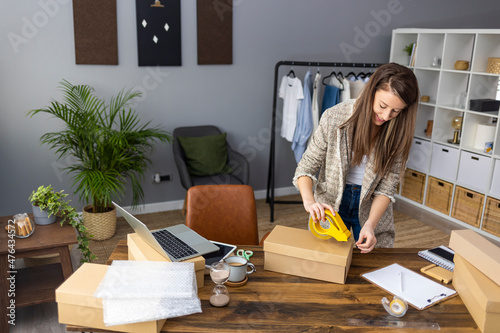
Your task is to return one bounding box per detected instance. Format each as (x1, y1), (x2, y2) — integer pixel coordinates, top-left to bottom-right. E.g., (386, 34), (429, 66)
(381, 296), (408, 317)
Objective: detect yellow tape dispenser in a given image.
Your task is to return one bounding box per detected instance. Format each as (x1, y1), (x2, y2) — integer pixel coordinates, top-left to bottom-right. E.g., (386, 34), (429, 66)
(308, 210), (352, 241)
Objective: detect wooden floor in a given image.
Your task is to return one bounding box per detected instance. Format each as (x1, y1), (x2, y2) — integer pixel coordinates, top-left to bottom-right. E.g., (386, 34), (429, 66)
(9, 196), (499, 332)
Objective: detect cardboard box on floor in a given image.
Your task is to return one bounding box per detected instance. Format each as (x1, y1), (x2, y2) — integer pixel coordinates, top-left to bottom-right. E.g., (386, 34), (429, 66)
(449, 229), (500, 286)
(263, 225), (354, 284)
(453, 254), (500, 333)
(56, 263), (166, 333)
(127, 233), (206, 288)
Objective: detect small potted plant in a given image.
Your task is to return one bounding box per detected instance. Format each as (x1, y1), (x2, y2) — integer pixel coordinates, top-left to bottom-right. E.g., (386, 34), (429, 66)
(29, 185), (96, 262)
(29, 185), (62, 225)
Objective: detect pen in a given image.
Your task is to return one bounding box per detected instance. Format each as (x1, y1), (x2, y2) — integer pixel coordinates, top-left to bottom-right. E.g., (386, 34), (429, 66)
(399, 271), (404, 293)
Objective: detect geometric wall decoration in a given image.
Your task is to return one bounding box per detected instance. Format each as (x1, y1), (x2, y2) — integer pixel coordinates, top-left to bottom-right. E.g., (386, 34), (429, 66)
(72, 0), (118, 65)
(135, 0), (182, 66)
(197, 0), (233, 65)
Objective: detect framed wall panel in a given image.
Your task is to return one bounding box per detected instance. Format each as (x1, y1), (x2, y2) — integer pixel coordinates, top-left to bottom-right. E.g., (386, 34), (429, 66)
(197, 0), (233, 65)
(136, 0), (182, 66)
(73, 0), (118, 65)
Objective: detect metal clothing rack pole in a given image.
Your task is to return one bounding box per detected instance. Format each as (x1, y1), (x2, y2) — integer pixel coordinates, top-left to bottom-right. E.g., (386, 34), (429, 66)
(266, 60), (384, 222)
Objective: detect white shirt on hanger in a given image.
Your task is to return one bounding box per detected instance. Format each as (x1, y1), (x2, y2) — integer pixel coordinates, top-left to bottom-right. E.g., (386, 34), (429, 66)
(311, 71), (322, 133)
(341, 78), (351, 102)
(279, 75), (304, 142)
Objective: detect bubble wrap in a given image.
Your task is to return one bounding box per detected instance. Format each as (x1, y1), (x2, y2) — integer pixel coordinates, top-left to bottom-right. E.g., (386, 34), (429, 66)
(94, 261), (201, 326)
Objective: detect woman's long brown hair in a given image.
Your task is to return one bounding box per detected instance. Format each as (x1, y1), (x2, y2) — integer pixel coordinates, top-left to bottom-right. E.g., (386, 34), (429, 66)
(341, 63), (419, 177)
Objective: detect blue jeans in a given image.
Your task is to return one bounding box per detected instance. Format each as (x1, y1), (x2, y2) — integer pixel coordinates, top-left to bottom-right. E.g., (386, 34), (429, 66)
(338, 184), (362, 241)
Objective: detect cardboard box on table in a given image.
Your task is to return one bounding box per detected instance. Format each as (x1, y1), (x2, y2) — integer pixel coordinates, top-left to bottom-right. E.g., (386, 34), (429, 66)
(263, 225), (354, 284)
(449, 229), (500, 286)
(453, 254), (500, 333)
(127, 232), (206, 288)
(56, 263), (166, 333)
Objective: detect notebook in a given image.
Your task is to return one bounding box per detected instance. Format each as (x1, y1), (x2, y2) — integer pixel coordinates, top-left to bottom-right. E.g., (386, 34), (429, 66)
(112, 202), (219, 262)
(418, 245), (455, 271)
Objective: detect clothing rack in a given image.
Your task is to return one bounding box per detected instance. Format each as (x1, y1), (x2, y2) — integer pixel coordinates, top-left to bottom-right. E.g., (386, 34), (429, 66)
(266, 60), (384, 222)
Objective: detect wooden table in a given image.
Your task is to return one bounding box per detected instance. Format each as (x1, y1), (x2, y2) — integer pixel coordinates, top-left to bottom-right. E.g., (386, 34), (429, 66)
(68, 241), (478, 332)
(0, 215), (77, 333)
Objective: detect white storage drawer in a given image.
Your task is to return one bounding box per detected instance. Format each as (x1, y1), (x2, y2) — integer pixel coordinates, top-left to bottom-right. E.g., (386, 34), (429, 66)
(457, 151), (493, 193)
(407, 138), (432, 173)
(429, 143), (459, 182)
(490, 159), (500, 197)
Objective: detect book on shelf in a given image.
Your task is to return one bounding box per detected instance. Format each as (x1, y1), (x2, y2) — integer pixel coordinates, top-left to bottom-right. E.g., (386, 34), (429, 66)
(418, 245), (454, 271)
(409, 43), (417, 67)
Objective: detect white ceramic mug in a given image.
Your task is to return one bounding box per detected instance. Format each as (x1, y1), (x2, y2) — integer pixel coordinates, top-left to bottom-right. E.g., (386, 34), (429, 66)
(225, 256), (255, 282)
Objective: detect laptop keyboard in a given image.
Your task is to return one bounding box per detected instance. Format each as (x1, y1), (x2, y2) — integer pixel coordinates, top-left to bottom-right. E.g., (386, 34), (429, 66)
(152, 229), (199, 260)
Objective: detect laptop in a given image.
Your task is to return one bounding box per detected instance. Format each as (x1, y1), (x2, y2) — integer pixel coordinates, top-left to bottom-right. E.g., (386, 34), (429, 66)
(112, 202), (219, 262)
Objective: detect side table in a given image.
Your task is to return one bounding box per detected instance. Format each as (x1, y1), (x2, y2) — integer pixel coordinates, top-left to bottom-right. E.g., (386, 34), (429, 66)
(0, 215), (78, 333)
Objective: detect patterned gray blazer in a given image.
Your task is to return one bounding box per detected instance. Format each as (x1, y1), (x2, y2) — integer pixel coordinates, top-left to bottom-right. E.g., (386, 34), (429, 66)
(293, 99), (403, 248)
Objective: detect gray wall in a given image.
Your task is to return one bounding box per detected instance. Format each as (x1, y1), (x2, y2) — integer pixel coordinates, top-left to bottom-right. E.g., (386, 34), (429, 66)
(1, 0), (499, 215)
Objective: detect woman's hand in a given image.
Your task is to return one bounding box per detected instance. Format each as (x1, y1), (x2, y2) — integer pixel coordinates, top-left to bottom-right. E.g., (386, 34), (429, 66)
(304, 200), (334, 223)
(356, 223), (377, 253)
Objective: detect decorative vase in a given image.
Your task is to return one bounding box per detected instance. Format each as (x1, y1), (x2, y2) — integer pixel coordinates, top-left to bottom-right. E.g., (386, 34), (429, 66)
(31, 204), (57, 225)
(82, 205), (117, 241)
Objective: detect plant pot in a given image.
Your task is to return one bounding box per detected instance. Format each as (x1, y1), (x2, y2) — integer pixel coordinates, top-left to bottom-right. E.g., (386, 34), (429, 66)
(82, 205), (116, 241)
(32, 204), (57, 225)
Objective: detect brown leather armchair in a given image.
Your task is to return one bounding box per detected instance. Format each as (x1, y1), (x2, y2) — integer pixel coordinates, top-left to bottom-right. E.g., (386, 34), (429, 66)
(185, 184), (266, 245)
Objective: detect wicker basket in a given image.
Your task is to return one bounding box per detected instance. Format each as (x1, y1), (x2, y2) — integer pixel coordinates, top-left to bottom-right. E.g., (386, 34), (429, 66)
(401, 169), (425, 204)
(482, 197), (500, 238)
(451, 186), (484, 227)
(454, 60), (469, 71)
(486, 57), (500, 74)
(425, 177), (453, 215)
(82, 205), (117, 240)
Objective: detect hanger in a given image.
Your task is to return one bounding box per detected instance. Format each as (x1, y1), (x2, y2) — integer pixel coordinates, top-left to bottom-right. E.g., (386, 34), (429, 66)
(322, 71), (344, 90)
(346, 71), (358, 79)
(287, 68), (296, 78)
(322, 71), (337, 85)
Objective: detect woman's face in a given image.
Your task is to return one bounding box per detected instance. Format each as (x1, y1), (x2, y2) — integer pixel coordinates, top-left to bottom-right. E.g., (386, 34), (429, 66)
(372, 89), (406, 126)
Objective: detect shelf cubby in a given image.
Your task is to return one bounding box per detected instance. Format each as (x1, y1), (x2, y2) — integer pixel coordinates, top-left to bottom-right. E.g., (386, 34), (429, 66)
(472, 33), (500, 73)
(442, 33), (475, 71)
(414, 33), (445, 69)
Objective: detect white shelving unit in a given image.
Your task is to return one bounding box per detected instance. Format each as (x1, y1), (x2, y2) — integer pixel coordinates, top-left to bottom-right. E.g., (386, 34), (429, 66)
(390, 28), (500, 242)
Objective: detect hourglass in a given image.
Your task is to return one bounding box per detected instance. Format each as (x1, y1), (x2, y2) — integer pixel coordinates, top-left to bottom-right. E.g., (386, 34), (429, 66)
(209, 260), (231, 307)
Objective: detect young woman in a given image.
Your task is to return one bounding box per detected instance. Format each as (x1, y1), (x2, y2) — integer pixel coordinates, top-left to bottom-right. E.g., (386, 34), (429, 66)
(293, 63), (419, 253)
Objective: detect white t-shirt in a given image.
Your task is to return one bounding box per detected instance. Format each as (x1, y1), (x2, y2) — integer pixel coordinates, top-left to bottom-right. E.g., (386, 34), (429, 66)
(279, 76), (304, 142)
(346, 155), (368, 186)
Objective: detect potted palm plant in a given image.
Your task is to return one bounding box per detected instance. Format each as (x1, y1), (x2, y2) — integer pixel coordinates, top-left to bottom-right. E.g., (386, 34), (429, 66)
(28, 80), (172, 240)
(29, 185), (95, 262)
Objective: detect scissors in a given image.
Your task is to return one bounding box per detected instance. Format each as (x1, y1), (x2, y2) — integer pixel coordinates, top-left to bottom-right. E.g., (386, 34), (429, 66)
(236, 249), (253, 261)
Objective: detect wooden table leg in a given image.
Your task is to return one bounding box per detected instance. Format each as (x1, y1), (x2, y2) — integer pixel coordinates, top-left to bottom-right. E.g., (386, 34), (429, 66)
(57, 246), (73, 279)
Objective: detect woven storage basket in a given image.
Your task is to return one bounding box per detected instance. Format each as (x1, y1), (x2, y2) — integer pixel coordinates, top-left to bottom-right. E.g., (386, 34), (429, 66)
(451, 186), (484, 228)
(425, 177), (453, 215)
(487, 57), (500, 74)
(401, 169), (426, 204)
(454, 60), (469, 71)
(482, 197), (500, 238)
(82, 205), (116, 240)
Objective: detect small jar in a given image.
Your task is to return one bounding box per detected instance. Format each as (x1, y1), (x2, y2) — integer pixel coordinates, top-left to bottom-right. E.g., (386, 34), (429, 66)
(12, 213), (35, 238)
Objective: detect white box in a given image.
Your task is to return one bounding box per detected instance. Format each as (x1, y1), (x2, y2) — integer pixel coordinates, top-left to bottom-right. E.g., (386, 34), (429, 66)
(457, 151), (493, 192)
(490, 159), (500, 197)
(430, 143), (459, 182)
(407, 138), (432, 173)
